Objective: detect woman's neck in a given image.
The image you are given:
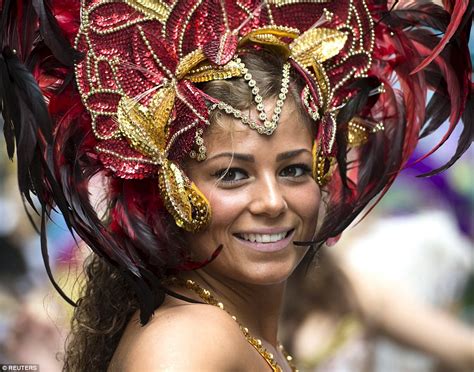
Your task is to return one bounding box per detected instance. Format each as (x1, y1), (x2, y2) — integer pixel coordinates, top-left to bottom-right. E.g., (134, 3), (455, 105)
(177, 269), (286, 346)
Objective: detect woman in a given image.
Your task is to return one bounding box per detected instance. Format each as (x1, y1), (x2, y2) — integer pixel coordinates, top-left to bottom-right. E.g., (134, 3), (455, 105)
(0, 0), (472, 371)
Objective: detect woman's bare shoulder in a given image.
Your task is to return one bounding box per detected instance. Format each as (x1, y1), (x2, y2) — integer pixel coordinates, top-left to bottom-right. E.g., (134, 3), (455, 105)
(110, 302), (257, 371)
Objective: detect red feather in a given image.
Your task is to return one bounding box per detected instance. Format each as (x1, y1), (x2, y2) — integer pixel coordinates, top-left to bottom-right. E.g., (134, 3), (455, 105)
(412, 0), (469, 73)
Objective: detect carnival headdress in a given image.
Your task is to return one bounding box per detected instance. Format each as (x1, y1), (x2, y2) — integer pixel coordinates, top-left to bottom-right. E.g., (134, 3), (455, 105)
(1, 0), (472, 322)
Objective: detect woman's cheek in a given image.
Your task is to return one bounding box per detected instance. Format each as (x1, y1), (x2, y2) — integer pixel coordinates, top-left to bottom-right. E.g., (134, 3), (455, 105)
(293, 183), (321, 233)
(207, 190), (248, 224)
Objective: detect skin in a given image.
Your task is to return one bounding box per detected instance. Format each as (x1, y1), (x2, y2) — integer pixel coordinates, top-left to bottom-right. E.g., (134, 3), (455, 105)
(109, 99), (321, 371)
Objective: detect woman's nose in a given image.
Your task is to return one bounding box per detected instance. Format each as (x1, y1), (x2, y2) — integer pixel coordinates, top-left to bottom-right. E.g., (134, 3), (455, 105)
(248, 174), (288, 218)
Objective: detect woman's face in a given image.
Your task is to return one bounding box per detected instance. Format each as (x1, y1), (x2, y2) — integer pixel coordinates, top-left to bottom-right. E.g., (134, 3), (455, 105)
(185, 100), (321, 285)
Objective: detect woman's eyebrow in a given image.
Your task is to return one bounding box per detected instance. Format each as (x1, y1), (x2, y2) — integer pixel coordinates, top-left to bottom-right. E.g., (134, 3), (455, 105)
(276, 149), (311, 161)
(207, 149), (311, 162)
(207, 152), (255, 162)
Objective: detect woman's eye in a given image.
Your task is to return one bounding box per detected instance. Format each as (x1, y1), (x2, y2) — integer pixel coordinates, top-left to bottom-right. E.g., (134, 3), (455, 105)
(280, 164), (311, 178)
(213, 168), (248, 183)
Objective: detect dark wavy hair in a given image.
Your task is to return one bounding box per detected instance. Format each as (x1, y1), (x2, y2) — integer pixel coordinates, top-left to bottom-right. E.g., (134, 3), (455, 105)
(63, 254), (139, 371)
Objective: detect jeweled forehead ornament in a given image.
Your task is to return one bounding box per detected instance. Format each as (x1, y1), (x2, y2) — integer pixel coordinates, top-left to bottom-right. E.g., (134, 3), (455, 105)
(74, 0), (374, 232)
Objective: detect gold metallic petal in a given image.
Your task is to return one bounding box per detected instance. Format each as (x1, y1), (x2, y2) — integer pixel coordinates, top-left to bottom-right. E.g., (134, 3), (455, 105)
(312, 141), (335, 187)
(123, 0), (171, 23)
(267, 0), (332, 6)
(176, 49), (207, 80)
(310, 58), (331, 110)
(290, 28), (347, 65)
(239, 26), (299, 53)
(117, 96), (162, 159)
(117, 85), (176, 158)
(187, 61), (243, 83)
(148, 85), (176, 149)
(159, 161), (192, 222)
(158, 161), (211, 232)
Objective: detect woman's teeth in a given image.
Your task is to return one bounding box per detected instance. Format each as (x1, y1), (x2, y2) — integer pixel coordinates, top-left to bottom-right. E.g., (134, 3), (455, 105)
(239, 232), (288, 243)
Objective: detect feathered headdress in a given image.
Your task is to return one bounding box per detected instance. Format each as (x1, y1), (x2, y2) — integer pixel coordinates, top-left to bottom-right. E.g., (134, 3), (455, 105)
(0, 0), (472, 323)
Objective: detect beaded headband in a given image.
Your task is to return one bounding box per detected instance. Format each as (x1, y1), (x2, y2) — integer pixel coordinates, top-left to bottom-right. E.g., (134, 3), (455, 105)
(74, 0), (380, 232)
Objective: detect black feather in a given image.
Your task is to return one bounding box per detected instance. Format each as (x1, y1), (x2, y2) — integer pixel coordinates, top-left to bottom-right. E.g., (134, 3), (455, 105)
(337, 77), (380, 126)
(385, 4), (450, 33)
(41, 209), (76, 306)
(420, 89), (474, 176)
(31, 0), (80, 66)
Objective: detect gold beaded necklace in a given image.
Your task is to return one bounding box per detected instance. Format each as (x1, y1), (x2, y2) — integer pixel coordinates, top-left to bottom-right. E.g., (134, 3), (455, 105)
(169, 277), (298, 372)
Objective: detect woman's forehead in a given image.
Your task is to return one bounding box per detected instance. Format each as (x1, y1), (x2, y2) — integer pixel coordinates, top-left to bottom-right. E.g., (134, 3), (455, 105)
(203, 100), (314, 157)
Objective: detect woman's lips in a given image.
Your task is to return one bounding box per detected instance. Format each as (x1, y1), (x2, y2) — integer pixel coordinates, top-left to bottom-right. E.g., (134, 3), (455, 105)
(233, 229), (295, 253)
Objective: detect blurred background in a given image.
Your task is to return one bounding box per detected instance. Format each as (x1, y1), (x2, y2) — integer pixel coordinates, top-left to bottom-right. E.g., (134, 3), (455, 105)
(0, 26), (472, 372)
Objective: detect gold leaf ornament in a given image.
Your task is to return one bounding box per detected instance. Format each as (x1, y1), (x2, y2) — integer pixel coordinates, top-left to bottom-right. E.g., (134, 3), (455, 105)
(239, 26), (300, 58)
(289, 28), (347, 66)
(122, 0), (171, 23)
(117, 85), (176, 157)
(158, 161), (211, 232)
(117, 96), (162, 160)
(117, 90), (211, 232)
(312, 141), (336, 186)
(186, 60), (243, 83)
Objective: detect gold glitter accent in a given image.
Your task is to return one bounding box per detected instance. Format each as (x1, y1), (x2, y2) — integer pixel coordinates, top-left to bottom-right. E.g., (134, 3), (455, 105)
(289, 28), (347, 66)
(158, 164), (211, 232)
(312, 142), (335, 186)
(302, 86), (320, 121)
(239, 25), (300, 47)
(268, 0), (331, 5)
(117, 87), (176, 159)
(122, 0), (171, 24)
(187, 60), (243, 83)
(95, 146), (160, 165)
(267, 0), (331, 6)
(176, 49), (207, 80)
(347, 117), (385, 147)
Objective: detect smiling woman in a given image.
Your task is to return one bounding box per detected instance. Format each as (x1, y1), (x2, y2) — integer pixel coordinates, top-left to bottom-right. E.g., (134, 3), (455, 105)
(0, 0), (472, 371)
(106, 52), (322, 371)
(185, 84), (320, 287)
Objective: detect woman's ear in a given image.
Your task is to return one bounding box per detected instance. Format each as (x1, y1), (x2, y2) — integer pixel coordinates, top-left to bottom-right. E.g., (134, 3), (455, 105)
(325, 234), (342, 247)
